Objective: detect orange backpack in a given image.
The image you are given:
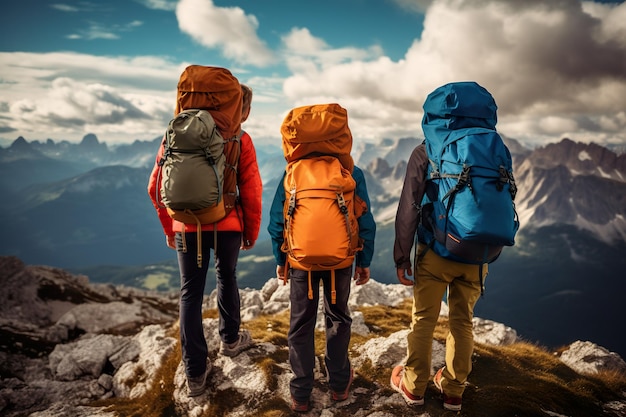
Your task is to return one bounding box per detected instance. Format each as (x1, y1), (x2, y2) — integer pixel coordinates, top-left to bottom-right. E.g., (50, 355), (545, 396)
(280, 104), (365, 303)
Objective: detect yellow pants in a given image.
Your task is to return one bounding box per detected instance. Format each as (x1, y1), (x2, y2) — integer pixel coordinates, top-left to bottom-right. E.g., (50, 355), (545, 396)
(402, 245), (485, 398)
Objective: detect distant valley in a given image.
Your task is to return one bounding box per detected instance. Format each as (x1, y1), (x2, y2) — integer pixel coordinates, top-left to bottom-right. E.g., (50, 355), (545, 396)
(1, 134), (625, 358)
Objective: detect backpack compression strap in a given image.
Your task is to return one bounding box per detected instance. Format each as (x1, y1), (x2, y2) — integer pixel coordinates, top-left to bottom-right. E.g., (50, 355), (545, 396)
(336, 192), (352, 254)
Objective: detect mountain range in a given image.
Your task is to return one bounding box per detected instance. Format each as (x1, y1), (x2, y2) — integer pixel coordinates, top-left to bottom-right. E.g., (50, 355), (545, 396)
(1, 133), (625, 358)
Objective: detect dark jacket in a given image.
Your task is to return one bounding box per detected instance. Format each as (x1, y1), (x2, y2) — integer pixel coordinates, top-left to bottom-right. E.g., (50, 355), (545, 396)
(393, 143), (428, 270)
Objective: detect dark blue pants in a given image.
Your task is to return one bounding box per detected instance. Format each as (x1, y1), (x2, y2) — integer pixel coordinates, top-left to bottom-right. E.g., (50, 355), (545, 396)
(176, 231), (242, 378)
(288, 266), (353, 402)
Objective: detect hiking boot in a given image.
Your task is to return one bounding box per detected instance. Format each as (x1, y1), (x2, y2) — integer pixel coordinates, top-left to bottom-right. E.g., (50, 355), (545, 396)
(187, 363), (211, 397)
(290, 396), (310, 413)
(390, 365), (425, 406)
(330, 368), (354, 401)
(433, 367), (462, 411)
(220, 329), (254, 357)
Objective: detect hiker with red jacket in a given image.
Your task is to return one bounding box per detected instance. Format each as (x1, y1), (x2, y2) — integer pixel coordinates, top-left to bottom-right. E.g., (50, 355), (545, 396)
(267, 103), (376, 412)
(147, 66), (262, 397)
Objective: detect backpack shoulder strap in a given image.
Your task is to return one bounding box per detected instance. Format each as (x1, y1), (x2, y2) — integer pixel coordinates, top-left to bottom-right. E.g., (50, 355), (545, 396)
(222, 130), (244, 212)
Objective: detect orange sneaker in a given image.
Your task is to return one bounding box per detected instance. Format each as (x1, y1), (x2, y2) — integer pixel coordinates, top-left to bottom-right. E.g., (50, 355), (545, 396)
(433, 367), (462, 411)
(330, 368), (354, 401)
(290, 396), (310, 413)
(390, 365), (424, 406)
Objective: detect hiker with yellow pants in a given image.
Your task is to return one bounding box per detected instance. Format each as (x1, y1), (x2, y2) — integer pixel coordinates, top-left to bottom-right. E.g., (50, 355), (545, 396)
(391, 82), (518, 411)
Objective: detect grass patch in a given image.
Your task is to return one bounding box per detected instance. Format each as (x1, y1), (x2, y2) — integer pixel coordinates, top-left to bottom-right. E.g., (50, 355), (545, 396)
(91, 341), (181, 417)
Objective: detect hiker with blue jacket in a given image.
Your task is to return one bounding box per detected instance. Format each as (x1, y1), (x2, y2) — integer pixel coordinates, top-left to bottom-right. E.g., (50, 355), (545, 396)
(391, 82), (518, 412)
(268, 103), (376, 413)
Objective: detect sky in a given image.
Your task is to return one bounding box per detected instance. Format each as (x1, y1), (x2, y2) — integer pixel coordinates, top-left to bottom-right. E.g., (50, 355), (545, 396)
(0, 0), (625, 150)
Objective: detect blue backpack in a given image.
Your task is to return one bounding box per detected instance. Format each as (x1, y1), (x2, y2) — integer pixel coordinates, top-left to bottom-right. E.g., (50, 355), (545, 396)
(417, 82), (519, 291)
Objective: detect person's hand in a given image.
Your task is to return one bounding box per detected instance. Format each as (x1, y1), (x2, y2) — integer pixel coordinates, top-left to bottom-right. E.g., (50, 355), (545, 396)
(276, 265), (287, 284)
(354, 266), (370, 285)
(241, 239), (255, 250)
(166, 235), (176, 250)
(396, 267), (414, 286)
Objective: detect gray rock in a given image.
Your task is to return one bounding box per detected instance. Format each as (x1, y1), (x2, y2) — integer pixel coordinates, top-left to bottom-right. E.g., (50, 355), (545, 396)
(560, 340), (626, 375)
(49, 334), (128, 380)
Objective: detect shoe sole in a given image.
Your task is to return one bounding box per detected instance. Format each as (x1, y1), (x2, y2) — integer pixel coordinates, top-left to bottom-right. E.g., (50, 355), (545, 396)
(291, 405), (310, 413)
(390, 369), (424, 406)
(444, 402), (462, 411)
(188, 387), (206, 397)
(434, 368), (462, 411)
(291, 398), (310, 413)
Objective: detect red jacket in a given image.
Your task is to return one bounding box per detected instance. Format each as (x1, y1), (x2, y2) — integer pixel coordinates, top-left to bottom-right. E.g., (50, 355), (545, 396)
(147, 130), (263, 244)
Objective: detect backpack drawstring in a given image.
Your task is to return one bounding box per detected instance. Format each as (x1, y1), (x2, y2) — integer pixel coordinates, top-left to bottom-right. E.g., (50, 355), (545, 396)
(213, 226), (218, 266)
(281, 261), (290, 286)
(307, 270), (336, 304)
(308, 271), (314, 301)
(181, 228), (187, 254)
(180, 209), (203, 268)
(479, 245), (488, 296)
(292, 269), (336, 305)
(478, 263), (485, 297)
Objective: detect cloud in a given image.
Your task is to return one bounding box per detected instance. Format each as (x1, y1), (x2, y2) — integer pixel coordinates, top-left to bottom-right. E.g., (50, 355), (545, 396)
(3, 0), (626, 149)
(50, 3), (80, 12)
(176, 0), (275, 67)
(277, 0), (626, 146)
(135, 0), (177, 11)
(66, 20), (144, 41)
(0, 52), (180, 143)
(392, 0), (435, 13)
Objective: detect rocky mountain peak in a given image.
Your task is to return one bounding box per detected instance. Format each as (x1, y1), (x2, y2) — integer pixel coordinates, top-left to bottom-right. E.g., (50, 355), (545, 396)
(1, 256), (625, 416)
(530, 138), (626, 182)
(515, 139), (626, 242)
(2, 136), (43, 161)
(80, 133), (99, 144)
(9, 136), (29, 149)
(367, 157), (392, 177)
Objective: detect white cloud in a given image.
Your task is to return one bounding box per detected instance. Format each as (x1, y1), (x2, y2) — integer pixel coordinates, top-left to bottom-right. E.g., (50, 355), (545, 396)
(2, 0), (626, 149)
(538, 116), (579, 135)
(176, 0), (275, 67)
(282, 28), (384, 70)
(135, 0), (177, 11)
(66, 20), (144, 41)
(392, 0), (434, 13)
(50, 4), (79, 12)
(582, 1), (626, 46)
(0, 52), (180, 143)
(275, 0), (626, 147)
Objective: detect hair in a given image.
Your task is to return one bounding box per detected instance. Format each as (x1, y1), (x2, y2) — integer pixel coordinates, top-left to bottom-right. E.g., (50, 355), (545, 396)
(241, 84), (253, 122)
(241, 84), (253, 108)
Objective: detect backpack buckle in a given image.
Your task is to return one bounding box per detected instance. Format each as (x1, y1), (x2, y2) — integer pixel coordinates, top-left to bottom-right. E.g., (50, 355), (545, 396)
(287, 188), (296, 216)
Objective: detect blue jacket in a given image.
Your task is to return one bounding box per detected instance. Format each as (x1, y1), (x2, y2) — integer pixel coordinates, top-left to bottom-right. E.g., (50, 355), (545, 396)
(268, 165), (376, 268)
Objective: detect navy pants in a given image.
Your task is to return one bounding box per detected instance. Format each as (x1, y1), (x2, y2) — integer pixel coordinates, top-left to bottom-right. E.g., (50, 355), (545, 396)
(176, 231), (242, 378)
(288, 266), (353, 402)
